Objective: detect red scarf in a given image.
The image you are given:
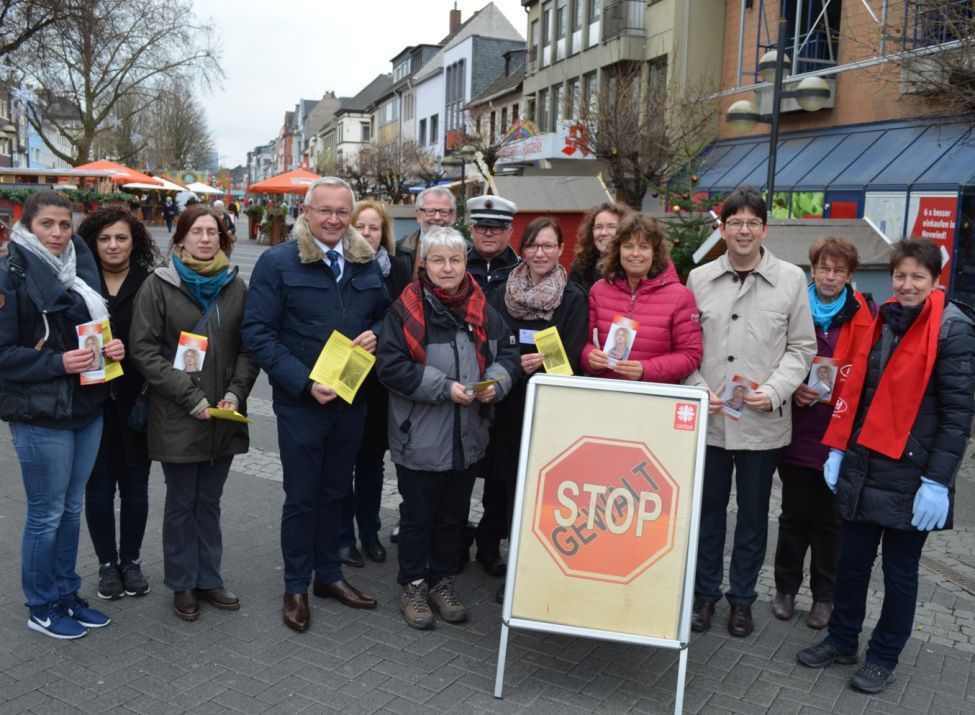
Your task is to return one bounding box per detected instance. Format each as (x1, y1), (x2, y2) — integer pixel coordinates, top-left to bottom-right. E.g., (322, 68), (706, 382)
(828, 290), (875, 403)
(823, 290), (945, 459)
(393, 271), (490, 373)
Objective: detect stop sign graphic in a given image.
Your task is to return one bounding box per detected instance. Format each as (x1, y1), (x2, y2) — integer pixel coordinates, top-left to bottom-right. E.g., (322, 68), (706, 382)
(531, 436), (679, 584)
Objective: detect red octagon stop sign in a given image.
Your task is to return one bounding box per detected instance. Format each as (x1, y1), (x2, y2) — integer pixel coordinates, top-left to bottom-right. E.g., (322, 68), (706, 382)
(531, 436), (679, 584)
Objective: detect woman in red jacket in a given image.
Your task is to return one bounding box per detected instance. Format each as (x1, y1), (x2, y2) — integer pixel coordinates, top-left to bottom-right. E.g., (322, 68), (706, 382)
(583, 212), (702, 383)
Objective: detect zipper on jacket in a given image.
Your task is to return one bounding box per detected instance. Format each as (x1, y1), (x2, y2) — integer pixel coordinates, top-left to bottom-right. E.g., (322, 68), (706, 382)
(626, 290), (638, 319)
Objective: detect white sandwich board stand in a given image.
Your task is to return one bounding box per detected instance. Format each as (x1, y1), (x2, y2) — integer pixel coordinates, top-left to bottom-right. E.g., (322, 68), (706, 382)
(494, 375), (709, 714)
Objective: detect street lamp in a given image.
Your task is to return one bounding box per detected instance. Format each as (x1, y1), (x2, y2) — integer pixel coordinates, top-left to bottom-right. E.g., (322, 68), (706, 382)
(725, 16), (831, 202)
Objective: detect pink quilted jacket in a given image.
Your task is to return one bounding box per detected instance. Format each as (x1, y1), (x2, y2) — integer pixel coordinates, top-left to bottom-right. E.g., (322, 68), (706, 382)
(581, 263), (702, 383)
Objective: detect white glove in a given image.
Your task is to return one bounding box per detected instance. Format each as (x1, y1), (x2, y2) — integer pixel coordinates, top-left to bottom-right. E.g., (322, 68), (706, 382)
(823, 449), (843, 494)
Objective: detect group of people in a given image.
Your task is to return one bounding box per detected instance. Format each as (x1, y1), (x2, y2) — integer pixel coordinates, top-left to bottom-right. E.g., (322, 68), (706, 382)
(1, 180), (971, 699)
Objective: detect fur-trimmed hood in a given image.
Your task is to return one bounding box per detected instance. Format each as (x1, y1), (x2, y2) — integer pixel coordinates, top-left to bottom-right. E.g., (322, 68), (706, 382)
(293, 214), (376, 265)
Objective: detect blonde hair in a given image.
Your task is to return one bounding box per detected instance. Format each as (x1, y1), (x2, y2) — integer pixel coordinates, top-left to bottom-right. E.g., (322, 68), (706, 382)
(352, 199), (396, 254)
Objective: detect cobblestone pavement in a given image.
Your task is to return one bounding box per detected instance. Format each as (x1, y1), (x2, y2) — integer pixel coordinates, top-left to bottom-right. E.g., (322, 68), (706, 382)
(1, 223), (973, 713)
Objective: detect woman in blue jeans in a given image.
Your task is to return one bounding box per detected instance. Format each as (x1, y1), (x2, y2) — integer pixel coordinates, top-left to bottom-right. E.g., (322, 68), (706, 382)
(0, 191), (126, 639)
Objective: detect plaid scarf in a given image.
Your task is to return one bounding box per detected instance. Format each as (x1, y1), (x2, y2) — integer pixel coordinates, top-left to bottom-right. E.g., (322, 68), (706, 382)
(394, 270), (490, 373)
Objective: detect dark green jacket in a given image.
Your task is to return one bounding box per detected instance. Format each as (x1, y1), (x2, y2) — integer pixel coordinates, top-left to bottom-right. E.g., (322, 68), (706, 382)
(130, 259), (258, 463)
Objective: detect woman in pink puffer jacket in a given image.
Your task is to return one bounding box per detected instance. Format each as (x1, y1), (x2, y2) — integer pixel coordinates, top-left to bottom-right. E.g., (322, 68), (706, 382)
(582, 212), (702, 383)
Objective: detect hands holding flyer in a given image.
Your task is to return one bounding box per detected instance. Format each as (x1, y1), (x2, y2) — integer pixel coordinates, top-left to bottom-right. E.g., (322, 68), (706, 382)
(587, 316), (644, 380)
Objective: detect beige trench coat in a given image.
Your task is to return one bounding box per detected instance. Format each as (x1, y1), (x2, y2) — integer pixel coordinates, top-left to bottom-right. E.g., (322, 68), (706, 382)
(684, 248), (816, 450)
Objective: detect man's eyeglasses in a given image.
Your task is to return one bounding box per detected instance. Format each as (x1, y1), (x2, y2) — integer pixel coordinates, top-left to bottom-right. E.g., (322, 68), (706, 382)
(814, 264), (849, 278)
(523, 243), (559, 255)
(473, 225), (507, 235)
(724, 219), (764, 231)
(418, 207), (454, 218)
(305, 205), (350, 219)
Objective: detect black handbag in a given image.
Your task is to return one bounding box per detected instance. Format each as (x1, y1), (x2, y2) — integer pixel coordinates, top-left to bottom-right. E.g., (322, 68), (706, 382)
(126, 299), (220, 433)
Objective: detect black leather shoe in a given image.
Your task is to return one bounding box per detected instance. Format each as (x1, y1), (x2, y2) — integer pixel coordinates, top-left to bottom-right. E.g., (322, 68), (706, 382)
(797, 639), (859, 668)
(849, 662), (896, 694)
(194, 587), (240, 610)
(476, 547), (507, 577)
(691, 599), (714, 632)
(728, 604), (754, 637)
(312, 578), (377, 609)
(339, 545), (364, 567)
(283, 592), (309, 632)
(807, 601), (833, 629)
(174, 590), (199, 621)
(361, 540), (386, 563)
(772, 591), (795, 620)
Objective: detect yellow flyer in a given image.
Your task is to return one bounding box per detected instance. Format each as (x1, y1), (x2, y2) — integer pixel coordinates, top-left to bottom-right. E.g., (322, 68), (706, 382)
(468, 378), (500, 394)
(533, 325), (573, 375)
(76, 319), (124, 385)
(209, 408), (253, 424)
(309, 330), (376, 404)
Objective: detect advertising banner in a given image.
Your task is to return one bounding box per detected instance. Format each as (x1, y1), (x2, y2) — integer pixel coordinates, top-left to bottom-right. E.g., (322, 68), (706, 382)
(864, 192), (907, 240)
(907, 192), (959, 286)
(495, 375), (709, 712)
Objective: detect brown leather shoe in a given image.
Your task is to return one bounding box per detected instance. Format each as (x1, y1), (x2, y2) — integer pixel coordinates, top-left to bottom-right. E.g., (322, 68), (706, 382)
(806, 601), (833, 629)
(174, 590), (199, 621)
(728, 604), (754, 637)
(195, 587), (240, 610)
(691, 599), (715, 632)
(772, 591), (795, 620)
(283, 592), (309, 632)
(312, 578), (377, 609)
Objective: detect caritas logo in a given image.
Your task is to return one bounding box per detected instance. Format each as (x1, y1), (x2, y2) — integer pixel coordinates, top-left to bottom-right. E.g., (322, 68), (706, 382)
(674, 403), (698, 431)
(832, 397), (848, 417)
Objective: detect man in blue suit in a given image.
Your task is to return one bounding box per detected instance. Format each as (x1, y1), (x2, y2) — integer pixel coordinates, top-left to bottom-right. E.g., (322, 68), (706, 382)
(242, 177), (390, 632)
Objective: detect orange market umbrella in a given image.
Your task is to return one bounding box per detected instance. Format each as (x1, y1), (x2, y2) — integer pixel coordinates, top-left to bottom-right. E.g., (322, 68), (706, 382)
(74, 160), (163, 186)
(247, 169), (321, 194)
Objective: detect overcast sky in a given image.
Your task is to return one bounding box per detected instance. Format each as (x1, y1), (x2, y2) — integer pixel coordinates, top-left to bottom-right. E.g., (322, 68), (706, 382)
(193, 0), (528, 168)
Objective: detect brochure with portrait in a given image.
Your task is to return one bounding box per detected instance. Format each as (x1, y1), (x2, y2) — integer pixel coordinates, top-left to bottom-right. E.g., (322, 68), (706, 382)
(721, 374), (760, 420)
(603, 316), (639, 368)
(533, 325), (573, 376)
(807, 356), (838, 404)
(175, 332), (208, 373)
(309, 330), (376, 404)
(76, 319), (124, 385)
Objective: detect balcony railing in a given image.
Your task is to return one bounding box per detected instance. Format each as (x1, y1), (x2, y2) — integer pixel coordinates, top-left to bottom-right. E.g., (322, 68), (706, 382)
(899, 0), (975, 50)
(603, 0), (645, 41)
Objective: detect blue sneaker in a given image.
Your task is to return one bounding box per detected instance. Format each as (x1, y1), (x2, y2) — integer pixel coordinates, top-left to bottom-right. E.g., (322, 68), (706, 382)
(27, 605), (87, 640)
(61, 595), (111, 628)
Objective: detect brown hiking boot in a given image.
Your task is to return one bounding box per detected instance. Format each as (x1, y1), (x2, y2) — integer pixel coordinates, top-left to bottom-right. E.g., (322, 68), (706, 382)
(400, 581), (435, 630)
(428, 576), (468, 623)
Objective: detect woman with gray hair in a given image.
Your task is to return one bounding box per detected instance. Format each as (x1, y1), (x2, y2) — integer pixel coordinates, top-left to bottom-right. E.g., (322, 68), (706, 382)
(376, 227), (520, 631)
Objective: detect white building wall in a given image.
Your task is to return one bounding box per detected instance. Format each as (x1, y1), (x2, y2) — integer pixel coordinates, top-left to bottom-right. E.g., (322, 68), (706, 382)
(414, 73), (445, 157)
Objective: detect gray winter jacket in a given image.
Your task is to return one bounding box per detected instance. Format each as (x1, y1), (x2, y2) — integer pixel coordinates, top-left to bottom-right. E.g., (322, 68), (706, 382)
(376, 286), (520, 472)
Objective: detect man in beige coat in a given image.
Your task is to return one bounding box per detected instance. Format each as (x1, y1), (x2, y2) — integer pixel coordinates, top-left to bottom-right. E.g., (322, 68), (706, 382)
(685, 186), (816, 637)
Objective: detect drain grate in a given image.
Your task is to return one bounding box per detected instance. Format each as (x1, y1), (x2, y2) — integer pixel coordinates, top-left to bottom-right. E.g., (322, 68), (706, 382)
(920, 554), (975, 598)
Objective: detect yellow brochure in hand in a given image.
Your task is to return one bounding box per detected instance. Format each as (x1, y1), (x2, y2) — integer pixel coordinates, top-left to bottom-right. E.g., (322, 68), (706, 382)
(77, 319), (124, 385)
(533, 325), (573, 375)
(209, 408), (253, 424)
(309, 330), (376, 404)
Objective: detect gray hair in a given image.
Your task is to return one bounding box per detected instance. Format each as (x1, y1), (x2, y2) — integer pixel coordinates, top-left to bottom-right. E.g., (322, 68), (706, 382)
(304, 176), (356, 206)
(416, 186), (456, 211)
(419, 226), (468, 260)
(213, 200), (225, 210)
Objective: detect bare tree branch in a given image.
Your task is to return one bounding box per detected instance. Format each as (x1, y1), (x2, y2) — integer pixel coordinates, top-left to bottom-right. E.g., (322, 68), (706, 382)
(0, 0), (58, 59)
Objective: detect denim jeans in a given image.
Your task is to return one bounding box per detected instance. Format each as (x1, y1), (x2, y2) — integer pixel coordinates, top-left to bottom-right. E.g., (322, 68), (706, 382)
(10, 418), (104, 609)
(826, 520), (928, 670)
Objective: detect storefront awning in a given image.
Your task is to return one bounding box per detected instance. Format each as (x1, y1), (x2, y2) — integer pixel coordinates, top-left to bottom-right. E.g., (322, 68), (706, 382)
(696, 116), (975, 196)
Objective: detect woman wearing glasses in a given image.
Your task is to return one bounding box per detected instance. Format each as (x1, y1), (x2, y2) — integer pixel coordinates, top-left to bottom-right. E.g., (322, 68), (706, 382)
(569, 201), (631, 294)
(583, 212), (702, 383)
(487, 218), (588, 602)
(771, 237), (874, 631)
(130, 205), (258, 622)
